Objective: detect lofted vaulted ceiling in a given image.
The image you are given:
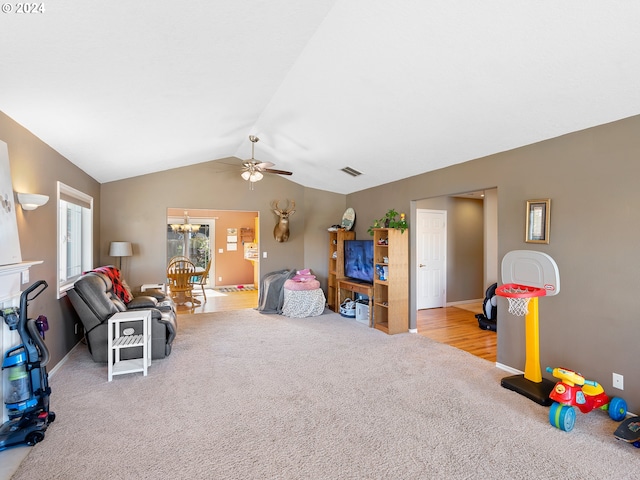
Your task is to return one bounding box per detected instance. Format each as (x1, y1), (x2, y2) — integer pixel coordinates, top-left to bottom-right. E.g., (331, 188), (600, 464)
(1, 1), (639, 194)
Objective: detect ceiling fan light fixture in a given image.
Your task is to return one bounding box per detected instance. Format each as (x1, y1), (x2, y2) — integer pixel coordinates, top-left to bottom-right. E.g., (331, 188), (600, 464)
(241, 170), (263, 182)
(240, 135), (292, 189)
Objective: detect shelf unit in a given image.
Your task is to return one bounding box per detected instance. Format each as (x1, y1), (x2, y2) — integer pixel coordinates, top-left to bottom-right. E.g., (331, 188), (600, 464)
(373, 228), (409, 334)
(327, 229), (355, 312)
(107, 310), (152, 381)
(337, 278), (373, 326)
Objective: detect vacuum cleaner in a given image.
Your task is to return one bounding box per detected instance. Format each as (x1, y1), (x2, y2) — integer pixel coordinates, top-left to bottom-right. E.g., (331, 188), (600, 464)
(0, 280), (55, 450)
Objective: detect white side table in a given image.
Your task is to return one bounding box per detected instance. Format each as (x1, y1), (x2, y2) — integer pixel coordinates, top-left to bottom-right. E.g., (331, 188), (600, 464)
(140, 283), (166, 294)
(107, 310), (152, 381)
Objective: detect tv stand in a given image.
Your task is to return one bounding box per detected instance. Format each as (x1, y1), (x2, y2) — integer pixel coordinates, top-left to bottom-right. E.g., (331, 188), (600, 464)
(337, 278), (374, 327)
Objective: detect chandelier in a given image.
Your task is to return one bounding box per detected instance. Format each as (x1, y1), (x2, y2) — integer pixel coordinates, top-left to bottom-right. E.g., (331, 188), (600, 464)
(170, 211), (201, 233)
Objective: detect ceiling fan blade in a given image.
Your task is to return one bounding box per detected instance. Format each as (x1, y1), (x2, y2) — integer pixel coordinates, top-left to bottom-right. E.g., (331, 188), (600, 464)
(264, 168), (293, 176)
(240, 135), (294, 179)
(255, 161), (274, 169)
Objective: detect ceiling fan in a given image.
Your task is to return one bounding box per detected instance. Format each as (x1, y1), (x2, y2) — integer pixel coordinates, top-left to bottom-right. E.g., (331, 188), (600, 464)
(241, 135), (292, 188)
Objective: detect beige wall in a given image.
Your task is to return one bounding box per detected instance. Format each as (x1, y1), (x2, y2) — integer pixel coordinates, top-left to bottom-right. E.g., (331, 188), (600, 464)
(483, 188), (499, 287)
(1, 111), (101, 368)
(449, 198), (484, 302)
(349, 114), (640, 412)
(303, 188), (348, 292)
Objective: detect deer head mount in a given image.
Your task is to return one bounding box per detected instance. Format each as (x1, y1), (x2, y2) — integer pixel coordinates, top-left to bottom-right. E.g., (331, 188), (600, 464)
(272, 199), (296, 242)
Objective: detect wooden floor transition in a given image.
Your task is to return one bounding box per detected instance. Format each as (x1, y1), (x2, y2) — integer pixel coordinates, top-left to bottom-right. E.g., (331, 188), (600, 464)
(176, 289), (496, 362)
(417, 305), (497, 363)
(174, 288), (258, 314)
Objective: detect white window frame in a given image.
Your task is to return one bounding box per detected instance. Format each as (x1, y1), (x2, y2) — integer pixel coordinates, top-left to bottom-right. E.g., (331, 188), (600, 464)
(57, 182), (93, 298)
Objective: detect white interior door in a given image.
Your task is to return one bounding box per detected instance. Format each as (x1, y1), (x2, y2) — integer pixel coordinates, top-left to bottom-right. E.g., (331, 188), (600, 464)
(417, 209), (447, 309)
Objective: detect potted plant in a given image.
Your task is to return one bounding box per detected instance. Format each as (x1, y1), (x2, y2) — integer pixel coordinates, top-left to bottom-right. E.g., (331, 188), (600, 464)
(368, 209), (408, 235)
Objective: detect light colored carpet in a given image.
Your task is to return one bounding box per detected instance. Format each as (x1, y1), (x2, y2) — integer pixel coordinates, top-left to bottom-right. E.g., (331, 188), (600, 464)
(12, 309), (640, 479)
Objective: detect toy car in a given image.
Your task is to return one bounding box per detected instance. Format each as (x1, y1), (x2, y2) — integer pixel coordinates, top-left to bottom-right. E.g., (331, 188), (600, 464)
(546, 366), (626, 432)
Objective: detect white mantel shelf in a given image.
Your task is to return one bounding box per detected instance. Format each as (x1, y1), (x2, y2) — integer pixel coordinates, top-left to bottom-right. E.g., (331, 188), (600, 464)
(0, 260), (44, 275)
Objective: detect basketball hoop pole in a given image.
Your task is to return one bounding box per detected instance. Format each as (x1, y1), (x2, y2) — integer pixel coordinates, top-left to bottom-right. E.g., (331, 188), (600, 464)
(523, 297), (542, 383)
(498, 250), (560, 406)
(497, 283), (554, 405)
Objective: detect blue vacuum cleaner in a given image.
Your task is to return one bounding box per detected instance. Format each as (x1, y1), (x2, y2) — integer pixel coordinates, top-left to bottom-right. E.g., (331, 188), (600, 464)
(0, 280), (55, 450)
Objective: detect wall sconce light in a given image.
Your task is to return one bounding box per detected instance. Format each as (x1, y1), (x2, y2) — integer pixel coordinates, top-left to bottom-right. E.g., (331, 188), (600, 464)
(16, 192), (49, 211)
(109, 241), (133, 270)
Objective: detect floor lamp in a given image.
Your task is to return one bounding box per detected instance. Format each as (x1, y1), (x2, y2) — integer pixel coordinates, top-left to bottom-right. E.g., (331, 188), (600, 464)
(109, 241), (133, 270)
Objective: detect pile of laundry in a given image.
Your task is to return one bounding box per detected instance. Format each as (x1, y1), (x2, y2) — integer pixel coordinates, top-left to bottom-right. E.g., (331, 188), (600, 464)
(284, 269), (320, 290)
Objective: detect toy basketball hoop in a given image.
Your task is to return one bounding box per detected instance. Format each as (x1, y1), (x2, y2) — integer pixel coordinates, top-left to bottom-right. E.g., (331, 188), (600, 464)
(499, 250), (560, 406)
(496, 283), (546, 317)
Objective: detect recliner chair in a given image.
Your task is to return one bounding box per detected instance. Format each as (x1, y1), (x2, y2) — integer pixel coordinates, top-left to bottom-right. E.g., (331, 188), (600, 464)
(67, 269), (177, 362)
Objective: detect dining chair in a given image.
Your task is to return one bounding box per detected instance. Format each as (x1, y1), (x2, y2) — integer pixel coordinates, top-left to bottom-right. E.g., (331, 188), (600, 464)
(168, 255), (190, 265)
(191, 259), (212, 301)
(167, 259), (196, 305)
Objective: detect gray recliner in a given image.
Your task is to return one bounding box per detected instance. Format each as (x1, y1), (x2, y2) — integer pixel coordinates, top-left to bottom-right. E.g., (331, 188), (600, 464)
(67, 270), (177, 362)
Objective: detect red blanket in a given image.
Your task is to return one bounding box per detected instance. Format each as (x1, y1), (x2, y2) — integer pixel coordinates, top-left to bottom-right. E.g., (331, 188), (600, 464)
(91, 266), (133, 304)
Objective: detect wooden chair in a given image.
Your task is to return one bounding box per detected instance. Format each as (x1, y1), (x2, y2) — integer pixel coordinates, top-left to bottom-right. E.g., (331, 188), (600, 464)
(190, 259), (212, 301)
(168, 255), (190, 265)
(167, 259), (197, 306)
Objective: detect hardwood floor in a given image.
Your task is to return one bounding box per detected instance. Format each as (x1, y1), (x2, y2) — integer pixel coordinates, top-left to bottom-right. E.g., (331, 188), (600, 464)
(174, 288), (258, 314)
(417, 306), (497, 362)
(176, 289), (496, 363)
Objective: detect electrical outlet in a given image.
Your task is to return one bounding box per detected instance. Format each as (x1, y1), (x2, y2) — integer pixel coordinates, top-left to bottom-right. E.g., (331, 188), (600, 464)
(613, 373), (624, 390)
(218, 277), (222, 282)
(21, 270), (29, 284)
(263, 251), (267, 258)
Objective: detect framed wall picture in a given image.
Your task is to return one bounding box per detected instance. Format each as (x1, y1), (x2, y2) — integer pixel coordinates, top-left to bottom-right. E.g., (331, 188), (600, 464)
(525, 199), (551, 244)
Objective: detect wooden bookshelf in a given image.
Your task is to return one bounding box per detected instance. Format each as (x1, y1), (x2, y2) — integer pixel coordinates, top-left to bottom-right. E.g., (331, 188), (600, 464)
(327, 230), (356, 313)
(373, 228), (408, 334)
(327, 229), (355, 312)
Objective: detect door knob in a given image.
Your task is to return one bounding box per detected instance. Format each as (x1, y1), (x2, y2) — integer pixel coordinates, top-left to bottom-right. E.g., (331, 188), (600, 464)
(419, 264), (425, 268)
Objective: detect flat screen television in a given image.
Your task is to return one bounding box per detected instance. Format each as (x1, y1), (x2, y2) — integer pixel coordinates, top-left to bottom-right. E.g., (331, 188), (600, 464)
(344, 240), (374, 284)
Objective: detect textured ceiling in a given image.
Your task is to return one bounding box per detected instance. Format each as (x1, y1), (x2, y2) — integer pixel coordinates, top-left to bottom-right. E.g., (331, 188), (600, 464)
(1, 1), (639, 194)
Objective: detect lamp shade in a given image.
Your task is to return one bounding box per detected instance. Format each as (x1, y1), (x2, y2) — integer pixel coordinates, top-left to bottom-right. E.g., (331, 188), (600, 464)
(109, 241), (133, 257)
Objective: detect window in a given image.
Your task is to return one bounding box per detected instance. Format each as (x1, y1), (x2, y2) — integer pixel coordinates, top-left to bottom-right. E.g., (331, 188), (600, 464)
(57, 182), (93, 297)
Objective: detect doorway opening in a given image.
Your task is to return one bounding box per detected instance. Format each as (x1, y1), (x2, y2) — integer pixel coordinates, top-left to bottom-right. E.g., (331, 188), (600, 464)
(414, 188), (498, 362)
(167, 208), (259, 313)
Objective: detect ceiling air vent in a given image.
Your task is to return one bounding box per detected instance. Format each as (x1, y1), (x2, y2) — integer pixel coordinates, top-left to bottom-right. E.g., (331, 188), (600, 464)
(341, 166), (362, 177)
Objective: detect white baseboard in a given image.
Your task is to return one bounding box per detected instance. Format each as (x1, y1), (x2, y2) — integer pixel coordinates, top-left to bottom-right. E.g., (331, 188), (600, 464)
(48, 340), (82, 378)
(495, 362), (524, 375)
(446, 298), (483, 307)
(408, 328), (418, 334)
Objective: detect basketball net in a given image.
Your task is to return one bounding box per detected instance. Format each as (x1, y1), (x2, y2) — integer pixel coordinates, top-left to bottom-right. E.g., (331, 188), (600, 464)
(501, 286), (533, 316)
